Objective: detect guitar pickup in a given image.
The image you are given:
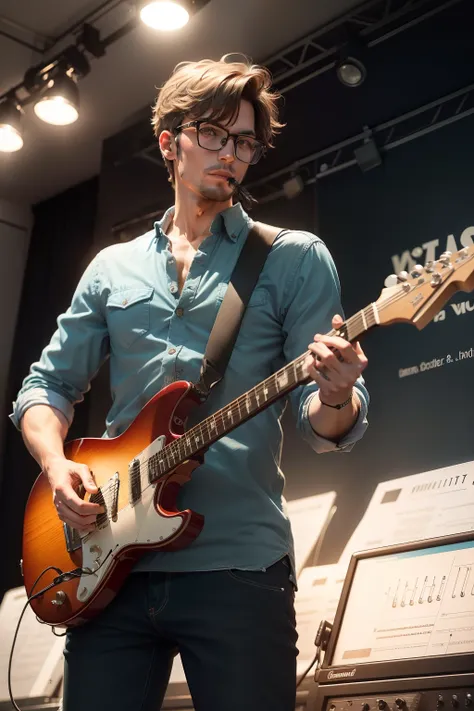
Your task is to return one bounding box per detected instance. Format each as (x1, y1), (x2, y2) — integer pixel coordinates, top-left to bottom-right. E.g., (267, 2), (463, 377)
(64, 523), (82, 553)
(110, 472), (120, 522)
(129, 458), (141, 506)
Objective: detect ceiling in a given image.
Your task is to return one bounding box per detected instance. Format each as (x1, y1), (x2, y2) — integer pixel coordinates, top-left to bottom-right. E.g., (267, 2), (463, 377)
(0, 0), (364, 206)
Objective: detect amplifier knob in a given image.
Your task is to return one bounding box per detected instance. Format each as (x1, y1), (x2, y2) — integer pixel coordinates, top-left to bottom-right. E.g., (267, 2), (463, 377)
(395, 699), (406, 709)
(438, 697), (445, 708)
(465, 694), (472, 707)
(452, 697), (459, 708)
(378, 701), (387, 710)
(361, 704), (370, 711)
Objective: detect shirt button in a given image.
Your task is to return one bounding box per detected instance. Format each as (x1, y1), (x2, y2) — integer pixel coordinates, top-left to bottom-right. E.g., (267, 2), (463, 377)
(122, 299), (128, 306)
(168, 347), (176, 355)
(170, 283), (178, 294)
(168, 257), (174, 265)
(175, 307), (184, 317)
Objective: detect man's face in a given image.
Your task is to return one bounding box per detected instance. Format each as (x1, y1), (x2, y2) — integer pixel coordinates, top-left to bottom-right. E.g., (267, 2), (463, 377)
(172, 99), (256, 203)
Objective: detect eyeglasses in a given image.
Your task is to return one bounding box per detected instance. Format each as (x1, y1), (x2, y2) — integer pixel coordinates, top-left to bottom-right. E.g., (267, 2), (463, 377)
(174, 120), (266, 165)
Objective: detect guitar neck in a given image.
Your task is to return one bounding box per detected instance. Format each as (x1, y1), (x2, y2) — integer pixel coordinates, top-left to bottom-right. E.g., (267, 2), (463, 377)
(148, 303), (379, 481)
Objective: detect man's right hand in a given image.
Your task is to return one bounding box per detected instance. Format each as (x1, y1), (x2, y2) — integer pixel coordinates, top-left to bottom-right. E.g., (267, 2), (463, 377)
(44, 455), (105, 532)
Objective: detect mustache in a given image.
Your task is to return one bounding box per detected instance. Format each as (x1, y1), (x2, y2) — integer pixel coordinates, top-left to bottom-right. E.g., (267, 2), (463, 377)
(227, 176), (258, 212)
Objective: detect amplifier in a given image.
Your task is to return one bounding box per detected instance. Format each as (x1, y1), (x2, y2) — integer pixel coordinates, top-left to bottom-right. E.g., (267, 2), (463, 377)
(306, 674), (474, 711)
(306, 532), (474, 711)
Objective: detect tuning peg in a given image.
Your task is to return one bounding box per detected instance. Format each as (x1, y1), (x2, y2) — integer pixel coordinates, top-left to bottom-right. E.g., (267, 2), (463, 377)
(431, 273), (442, 286)
(439, 251), (452, 266)
(410, 264), (424, 278)
(384, 274), (399, 287)
(397, 271), (409, 281)
(424, 261), (434, 273)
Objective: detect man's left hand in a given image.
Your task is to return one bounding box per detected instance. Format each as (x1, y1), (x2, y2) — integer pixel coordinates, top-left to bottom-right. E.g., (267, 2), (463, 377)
(306, 314), (368, 407)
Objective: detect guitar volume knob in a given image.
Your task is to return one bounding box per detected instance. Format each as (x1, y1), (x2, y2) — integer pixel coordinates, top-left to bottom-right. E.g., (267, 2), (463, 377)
(51, 591), (67, 606)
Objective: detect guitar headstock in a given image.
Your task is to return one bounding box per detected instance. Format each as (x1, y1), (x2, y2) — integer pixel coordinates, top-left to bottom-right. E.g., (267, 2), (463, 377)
(376, 245), (474, 329)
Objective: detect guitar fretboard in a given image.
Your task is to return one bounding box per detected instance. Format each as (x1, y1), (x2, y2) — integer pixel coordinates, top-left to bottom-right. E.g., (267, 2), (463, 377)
(143, 302), (379, 482)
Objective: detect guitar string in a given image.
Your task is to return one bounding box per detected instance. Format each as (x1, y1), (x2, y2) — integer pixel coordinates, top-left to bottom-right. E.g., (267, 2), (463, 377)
(127, 305), (378, 498)
(97, 274), (446, 519)
(143, 277), (428, 477)
(132, 256), (470, 498)
(144, 304), (375, 470)
(129, 303), (381, 496)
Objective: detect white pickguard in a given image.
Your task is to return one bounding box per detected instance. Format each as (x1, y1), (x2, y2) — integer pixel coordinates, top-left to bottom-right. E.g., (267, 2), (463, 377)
(76, 436), (183, 603)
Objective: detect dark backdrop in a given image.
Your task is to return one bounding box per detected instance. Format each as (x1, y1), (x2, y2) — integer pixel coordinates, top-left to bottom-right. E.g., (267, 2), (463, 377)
(0, 179), (98, 598)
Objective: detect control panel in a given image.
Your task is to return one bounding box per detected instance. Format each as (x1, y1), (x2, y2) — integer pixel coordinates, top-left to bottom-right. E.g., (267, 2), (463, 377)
(325, 689), (474, 711)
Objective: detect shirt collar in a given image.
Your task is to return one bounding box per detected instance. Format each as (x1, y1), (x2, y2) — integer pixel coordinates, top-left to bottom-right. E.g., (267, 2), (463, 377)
(154, 203), (250, 244)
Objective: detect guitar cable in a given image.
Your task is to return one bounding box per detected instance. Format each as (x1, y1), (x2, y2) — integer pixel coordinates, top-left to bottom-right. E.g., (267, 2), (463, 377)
(296, 619), (333, 690)
(8, 554), (112, 711)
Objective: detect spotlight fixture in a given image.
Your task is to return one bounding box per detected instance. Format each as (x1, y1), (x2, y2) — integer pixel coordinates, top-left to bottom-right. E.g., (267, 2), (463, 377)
(34, 73), (80, 126)
(283, 174), (304, 200)
(0, 98), (24, 152)
(354, 129), (382, 172)
(139, 0), (210, 31)
(336, 37), (367, 88)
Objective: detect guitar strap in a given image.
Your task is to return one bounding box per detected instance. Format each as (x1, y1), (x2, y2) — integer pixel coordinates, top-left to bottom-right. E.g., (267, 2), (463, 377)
(194, 221), (287, 401)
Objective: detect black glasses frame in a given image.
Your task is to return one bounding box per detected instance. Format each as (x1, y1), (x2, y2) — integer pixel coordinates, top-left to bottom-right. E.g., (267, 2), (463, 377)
(174, 120), (266, 165)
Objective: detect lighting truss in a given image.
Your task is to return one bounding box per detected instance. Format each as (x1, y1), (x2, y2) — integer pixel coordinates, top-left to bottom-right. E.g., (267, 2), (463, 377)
(130, 0), (466, 169)
(266, 0), (465, 94)
(246, 82), (474, 203)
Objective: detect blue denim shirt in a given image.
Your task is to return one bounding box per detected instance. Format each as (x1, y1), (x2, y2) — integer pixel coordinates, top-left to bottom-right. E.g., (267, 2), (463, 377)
(11, 203), (368, 573)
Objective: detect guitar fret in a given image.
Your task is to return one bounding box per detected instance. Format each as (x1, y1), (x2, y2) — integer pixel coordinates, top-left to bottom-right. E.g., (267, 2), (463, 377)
(371, 303), (380, 325)
(184, 436), (191, 455)
(245, 394), (251, 414)
(277, 370), (289, 391)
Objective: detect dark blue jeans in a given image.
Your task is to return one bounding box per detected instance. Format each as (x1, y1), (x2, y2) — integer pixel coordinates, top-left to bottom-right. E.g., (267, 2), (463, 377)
(63, 558), (297, 711)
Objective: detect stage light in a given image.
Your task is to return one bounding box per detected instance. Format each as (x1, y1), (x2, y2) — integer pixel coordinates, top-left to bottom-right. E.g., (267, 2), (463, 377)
(0, 99), (23, 152)
(283, 174), (304, 199)
(354, 134), (382, 172)
(34, 74), (80, 126)
(139, 1), (190, 30)
(336, 37), (367, 88)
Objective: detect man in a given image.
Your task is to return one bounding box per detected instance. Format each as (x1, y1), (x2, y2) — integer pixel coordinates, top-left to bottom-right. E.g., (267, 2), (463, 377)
(11, 57), (369, 711)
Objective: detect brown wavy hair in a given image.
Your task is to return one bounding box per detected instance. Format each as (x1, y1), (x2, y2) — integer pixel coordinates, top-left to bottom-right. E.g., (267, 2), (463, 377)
(151, 55), (284, 186)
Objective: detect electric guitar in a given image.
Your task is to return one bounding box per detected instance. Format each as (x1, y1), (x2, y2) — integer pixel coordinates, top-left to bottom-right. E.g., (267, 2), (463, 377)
(22, 245), (474, 627)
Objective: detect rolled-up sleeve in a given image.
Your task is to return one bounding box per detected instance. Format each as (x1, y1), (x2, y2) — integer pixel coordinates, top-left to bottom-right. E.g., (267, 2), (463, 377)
(10, 253), (109, 430)
(282, 235), (369, 454)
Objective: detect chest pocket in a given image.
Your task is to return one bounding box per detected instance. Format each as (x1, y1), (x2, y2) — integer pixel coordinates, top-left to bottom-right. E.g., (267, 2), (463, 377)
(106, 287), (154, 350)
